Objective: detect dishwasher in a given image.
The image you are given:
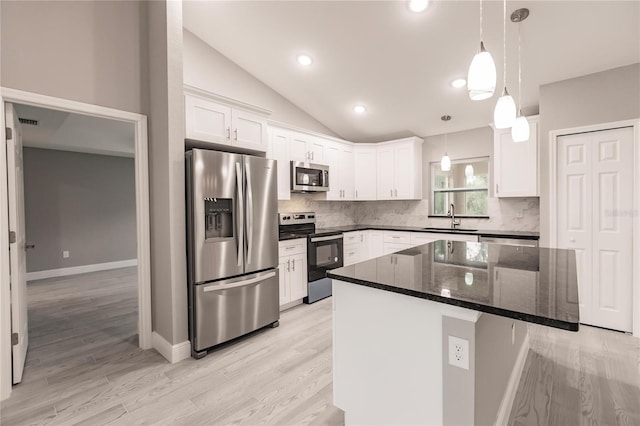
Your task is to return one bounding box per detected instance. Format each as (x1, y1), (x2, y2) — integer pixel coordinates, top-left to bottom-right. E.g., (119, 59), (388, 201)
(478, 236), (539, 247)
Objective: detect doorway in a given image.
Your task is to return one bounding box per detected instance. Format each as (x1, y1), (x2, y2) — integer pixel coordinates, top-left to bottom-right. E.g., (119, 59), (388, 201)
(552, 125), (637, 333)
(0, 88), (151, 401)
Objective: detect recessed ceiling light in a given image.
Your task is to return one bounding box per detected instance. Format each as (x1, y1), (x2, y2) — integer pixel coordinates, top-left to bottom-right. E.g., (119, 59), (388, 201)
(408, 0), (429, 13)
(353, 105), (367, 114)
(297, 54), (312, 66)
(451, 78), (467, 88)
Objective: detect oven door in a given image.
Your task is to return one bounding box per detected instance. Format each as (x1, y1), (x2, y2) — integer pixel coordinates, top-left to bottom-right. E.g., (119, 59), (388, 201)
(308, 234), (343, 282)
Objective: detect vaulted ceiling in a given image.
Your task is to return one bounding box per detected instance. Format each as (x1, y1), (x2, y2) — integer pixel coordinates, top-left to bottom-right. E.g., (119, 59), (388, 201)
(183, 1), (639, 142)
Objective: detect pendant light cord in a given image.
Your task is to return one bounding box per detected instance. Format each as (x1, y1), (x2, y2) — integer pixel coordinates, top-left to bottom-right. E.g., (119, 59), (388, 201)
(517, 22), (522, 115)
(479, 0), (483, 42)
(503, 0), (507, 94)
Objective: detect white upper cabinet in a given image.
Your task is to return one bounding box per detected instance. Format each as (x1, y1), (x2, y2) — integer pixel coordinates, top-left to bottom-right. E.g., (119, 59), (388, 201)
(377, 137), (423, 200)
(185, 93), (268, 152)
(185, 94), (231, 144)
(325, 141), (354, 201)
(267, 128), (291, 200)
(354, 146), (377, 200)
(493, 115), (539, 197)
(290, 132), (325, 163)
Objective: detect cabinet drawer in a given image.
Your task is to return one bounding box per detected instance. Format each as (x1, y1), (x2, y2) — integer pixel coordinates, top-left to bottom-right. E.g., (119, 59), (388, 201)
(383, 242), (413, 255)
(428, 233), (478, 243)
(344, 244), (364, 266)
(410, 233), (439, 245)
(383, 231), (411, 244)
(343, 231), (361, 245)
(278, 239), (306, 256)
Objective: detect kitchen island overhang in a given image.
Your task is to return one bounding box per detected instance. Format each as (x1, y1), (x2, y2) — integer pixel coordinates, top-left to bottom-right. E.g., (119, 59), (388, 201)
(328, 240), (579, 426)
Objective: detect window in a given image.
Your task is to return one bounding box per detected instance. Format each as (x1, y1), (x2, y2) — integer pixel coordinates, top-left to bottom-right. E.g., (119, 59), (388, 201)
(430, 157), (489, 217)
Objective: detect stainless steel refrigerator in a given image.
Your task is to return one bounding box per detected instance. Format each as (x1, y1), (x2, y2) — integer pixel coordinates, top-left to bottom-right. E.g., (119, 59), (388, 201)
(186, 149), (279, 359)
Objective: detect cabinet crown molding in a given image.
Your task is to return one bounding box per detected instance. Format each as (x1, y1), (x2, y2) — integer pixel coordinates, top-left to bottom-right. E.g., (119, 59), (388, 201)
(184, 84), (272, 116)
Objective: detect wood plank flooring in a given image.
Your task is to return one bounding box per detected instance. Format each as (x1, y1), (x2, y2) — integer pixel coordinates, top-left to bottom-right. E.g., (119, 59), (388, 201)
(2, 267), (639, 425)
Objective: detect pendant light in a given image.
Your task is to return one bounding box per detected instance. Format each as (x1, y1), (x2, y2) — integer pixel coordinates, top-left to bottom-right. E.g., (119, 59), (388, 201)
(493, 0), (516, 129)
(511, 8), (530, 142)
(440, 115), (452, 172)
(467, 0), (496, 100)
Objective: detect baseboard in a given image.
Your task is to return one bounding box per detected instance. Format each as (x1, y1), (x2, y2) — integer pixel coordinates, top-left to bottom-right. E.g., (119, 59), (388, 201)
(152, 331), (191, 364)
(26, 259), (137, 281)
(494, 332), (530, 426)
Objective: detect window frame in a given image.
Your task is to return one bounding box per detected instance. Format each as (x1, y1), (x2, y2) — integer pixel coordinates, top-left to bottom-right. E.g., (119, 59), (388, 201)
(429, 156), (490, 218)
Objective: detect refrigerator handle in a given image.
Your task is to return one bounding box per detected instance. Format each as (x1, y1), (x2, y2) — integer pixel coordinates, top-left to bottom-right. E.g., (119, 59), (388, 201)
(203, 271), (277, 292)
(245, 162), (254, 265)
(235, 162), (244, 267)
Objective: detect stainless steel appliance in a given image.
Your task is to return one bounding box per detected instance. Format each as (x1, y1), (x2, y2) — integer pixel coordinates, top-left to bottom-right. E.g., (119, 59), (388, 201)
(186, 149), (279, 359)
(278, 212), (343, 304)
(290, 161), (330, 192)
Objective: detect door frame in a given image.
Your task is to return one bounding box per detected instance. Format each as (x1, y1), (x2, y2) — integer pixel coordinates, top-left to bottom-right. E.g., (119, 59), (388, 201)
(549, 118), (640, 337)
(0, 88), (152, 401)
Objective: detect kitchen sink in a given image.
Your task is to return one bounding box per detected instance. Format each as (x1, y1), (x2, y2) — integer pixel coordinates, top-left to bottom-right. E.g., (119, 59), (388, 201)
(422, 227), (478, 232)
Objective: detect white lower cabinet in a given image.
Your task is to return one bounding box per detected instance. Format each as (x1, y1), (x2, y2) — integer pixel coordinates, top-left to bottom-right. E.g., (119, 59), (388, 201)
(382, 231), (413, 254)
(366, 231), (384, 259)
(376, 251), (422, 289)
(343, 231), (367, 266)
(278, 239), (308, 310)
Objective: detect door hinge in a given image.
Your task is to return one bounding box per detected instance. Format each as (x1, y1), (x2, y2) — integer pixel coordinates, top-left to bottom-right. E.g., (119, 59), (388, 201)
(9, 231), (16, 244)
(5, 127), (12, 140)
(11, 333), (18, 345)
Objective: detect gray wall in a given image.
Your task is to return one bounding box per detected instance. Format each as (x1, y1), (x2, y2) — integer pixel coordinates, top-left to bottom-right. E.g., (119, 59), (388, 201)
(539, 63), (640, 246)
(183, 29), (337, 136)
(0, 0), (148, 114)
(23, 148), (136, 273)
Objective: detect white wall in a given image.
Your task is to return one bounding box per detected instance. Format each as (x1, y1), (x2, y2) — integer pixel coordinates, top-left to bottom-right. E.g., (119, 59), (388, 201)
(539, 63), (640, 246)
(183, 29), (338, 136)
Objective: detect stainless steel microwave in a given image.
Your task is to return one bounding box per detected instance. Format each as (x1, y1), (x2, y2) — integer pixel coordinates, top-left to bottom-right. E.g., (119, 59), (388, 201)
(290, 161), (330, 192)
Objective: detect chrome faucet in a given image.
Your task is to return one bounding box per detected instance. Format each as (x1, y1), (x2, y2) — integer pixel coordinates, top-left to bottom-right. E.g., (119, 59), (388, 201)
(448, 203), (461, 229)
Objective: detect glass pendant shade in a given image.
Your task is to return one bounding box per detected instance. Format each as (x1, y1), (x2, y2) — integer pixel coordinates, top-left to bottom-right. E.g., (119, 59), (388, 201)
(494, 90), (517, 129)
(467, 42), (497, 101)
(511, 115), (530, 142)
(465, 164), (474, 179)
(441, 154), (451, 172)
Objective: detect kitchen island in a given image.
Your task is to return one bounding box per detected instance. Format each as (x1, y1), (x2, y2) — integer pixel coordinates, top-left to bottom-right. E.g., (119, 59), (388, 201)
(327, 240), (579, 426)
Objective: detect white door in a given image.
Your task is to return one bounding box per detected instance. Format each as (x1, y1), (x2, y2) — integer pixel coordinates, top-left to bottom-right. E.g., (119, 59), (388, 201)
(340, 146), (354, 200)
(269, 129), (291, 200)
(6, 103), (28, 383)
(354, 148), (377, 200)
(289, 132), (311, 162)
(393, 142), (414, 199)
(557, 127), (634, 332)
(324, 143), (341, 200)
(278, 258), (289, 307)
(376, 145), (394, 200)
(289, 253), (307, 301)
(184, 95), (231, 144)
(232, 109), (267, 152)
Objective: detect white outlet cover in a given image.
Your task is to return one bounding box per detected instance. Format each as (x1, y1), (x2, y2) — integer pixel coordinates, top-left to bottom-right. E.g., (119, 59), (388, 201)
(448, 335), (469, 370)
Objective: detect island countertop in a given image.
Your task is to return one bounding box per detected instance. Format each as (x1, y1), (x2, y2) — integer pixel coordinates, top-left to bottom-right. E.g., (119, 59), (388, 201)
(327, 240), (580, 331)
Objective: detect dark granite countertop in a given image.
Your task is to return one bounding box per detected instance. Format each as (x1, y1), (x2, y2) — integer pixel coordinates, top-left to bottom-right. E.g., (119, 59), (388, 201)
(308, 225), (539, 240)
(327, 241), (579, 331)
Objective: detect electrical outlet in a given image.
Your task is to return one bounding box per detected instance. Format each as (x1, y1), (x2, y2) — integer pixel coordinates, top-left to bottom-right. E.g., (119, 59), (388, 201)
(63, 250), (69, 259)
(448, 336), (469, 370)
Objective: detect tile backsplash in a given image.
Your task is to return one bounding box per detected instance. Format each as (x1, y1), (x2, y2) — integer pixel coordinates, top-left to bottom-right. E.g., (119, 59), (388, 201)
(279, 195), (540, 232)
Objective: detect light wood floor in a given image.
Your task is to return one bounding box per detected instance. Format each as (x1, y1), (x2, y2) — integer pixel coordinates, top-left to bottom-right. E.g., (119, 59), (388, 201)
(2, 268), (639, 425)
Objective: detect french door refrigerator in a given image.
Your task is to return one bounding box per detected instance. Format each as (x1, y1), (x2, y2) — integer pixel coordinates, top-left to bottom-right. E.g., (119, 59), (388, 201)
(186, 149), (279, 359)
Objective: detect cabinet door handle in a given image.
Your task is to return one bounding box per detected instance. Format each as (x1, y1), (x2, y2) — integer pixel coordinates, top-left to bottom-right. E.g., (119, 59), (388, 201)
(287, 259), (291, 272)
(355, 190), (358, 199)
(226, 127), (230, 139)
(311, 152), (315, 160)
(496, 184), (499, 194)
(292, 259), (295, 271)
(234, 128), (238, 140)
(360, 235), (363, 242)
(285, 246), (296, 250)
(390, 189), (393, 197)
(395, 189), (398, 197)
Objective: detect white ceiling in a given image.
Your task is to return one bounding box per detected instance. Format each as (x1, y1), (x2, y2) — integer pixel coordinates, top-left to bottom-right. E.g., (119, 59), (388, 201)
(13, 104), (135, 157)
(183, 1), (640, 142)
